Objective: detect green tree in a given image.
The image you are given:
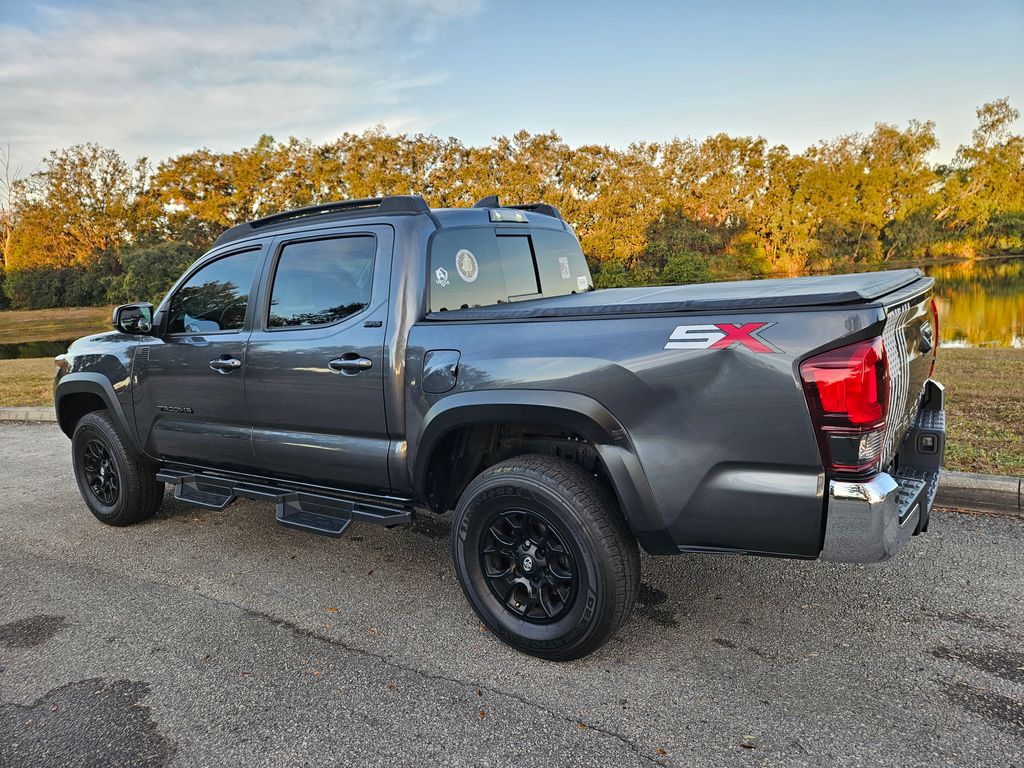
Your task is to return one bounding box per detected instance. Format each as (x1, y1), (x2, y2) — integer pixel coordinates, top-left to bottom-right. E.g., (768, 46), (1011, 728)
(113, 241), (201, 305)
(937, 99), (1024, 251)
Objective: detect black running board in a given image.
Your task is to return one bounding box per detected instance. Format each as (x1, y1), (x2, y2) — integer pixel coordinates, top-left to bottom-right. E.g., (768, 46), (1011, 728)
(156, 468), (413, 537)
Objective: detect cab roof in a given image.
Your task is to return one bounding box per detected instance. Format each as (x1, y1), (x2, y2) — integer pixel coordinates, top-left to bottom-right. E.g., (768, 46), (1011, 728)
(213, 194), (567, 248)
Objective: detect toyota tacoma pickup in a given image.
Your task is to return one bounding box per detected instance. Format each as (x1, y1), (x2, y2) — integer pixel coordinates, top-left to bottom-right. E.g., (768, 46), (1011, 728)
(55, 194), (945, 660)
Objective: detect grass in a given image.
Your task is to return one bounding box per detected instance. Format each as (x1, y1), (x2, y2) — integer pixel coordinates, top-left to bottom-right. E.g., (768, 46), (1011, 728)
(938, 347), (1024, 476)
(0, 306), (112, 344)
(0, 346), (1021, 477)
(0, 357), (55, 407)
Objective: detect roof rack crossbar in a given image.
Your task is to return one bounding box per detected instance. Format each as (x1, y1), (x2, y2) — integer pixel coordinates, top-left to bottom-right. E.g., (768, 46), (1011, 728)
(470, 195), (562, 221)
(249, 195), (428, 230)
(213, 195), (430, 246)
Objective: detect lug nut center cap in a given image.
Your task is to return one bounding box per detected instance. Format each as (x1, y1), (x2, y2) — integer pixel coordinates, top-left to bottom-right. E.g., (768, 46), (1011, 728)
(521, 555), (535, 573)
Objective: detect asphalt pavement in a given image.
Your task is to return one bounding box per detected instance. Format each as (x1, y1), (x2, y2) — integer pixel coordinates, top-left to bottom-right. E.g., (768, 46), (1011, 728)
(1, 422), (1021, 767)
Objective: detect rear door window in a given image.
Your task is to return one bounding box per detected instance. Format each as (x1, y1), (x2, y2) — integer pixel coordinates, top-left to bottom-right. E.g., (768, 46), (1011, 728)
(267, 235), (375, 328)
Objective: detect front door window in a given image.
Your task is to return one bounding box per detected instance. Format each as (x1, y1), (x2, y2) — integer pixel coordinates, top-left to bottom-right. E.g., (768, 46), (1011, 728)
(167, 249), (261, 334)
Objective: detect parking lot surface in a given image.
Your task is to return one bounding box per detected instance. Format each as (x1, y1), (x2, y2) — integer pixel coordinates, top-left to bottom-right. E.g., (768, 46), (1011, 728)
(1, 422), (1022, 767)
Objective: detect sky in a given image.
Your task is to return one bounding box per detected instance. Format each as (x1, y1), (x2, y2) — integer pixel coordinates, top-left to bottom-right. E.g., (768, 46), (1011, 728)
(1, 0), (1022, 173)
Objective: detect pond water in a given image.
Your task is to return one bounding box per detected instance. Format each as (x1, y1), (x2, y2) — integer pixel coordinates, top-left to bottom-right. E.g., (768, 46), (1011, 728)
(925, 256), (1023, 348)
(0, 338), (77, 360)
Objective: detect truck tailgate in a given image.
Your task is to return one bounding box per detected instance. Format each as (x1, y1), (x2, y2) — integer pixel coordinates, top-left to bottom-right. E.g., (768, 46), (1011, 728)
(878, 278), (937, 469)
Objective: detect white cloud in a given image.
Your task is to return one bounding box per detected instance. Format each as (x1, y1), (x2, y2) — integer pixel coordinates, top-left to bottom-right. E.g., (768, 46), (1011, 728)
(0, 0), (479, 169)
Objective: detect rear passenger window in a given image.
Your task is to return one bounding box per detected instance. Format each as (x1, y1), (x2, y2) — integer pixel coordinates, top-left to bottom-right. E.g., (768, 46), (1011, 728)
(268, 236), (375, 328)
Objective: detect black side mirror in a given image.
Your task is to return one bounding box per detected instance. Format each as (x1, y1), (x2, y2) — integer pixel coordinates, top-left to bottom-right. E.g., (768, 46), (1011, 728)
(113, 303), (155, 335)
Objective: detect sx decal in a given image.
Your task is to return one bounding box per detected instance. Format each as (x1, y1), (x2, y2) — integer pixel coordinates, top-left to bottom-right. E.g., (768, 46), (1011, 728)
(664, 322), (780, 353)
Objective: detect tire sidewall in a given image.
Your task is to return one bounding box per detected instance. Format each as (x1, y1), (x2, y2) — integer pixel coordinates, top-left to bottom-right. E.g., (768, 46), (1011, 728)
(452, 470), (612, 656)
(72, 416), (131, 523)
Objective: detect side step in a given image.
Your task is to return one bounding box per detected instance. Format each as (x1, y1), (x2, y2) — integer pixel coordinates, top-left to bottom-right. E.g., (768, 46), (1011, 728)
(156, 469), (413, 537)
(164, 474), (236, 510)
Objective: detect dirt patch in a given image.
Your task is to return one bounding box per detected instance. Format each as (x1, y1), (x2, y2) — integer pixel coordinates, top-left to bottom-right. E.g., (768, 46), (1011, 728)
(0, 615), (68, 648)
(410, 513), (451, 540)
(636, 583), (678, 628)
(0, 678), (176, 767)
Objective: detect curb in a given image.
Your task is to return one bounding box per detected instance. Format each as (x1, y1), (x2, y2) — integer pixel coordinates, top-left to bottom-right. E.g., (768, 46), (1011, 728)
(0, 406), (57, 422)
(935, 470), (1022, 516)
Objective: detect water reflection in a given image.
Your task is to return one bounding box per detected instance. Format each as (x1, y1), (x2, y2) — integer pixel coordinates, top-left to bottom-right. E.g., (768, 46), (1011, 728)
(0, 338), (75, 360)
(925, 257), (1023, 348)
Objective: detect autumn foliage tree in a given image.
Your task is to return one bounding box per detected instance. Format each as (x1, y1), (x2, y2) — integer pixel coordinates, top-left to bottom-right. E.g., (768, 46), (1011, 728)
(1, 100), (1020, 308)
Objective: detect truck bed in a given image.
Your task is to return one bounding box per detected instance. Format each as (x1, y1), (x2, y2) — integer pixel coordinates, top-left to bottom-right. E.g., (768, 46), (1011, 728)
(426, 268), (927, 321)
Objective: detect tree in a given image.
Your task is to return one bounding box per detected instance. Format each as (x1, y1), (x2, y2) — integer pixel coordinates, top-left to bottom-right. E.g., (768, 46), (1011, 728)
(5, 144), (147, 271)
(937, 99), (1024, 239)
(2, 101), (1021, 309)
(113, 241), (201, 305)
(0, 143), (22, 272)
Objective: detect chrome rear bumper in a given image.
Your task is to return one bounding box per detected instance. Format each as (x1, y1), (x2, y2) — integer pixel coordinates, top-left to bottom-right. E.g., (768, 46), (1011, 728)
(821, 381), (944, 564)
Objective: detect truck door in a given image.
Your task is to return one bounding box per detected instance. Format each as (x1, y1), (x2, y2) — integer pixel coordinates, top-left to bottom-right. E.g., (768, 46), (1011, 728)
(244, 225), (393, 492)
(133, 245), (265, 470)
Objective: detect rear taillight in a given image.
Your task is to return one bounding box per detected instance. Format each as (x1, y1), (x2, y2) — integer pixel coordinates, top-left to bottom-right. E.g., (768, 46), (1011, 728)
(929, 298), (939, 377)
(800, 337), (889, 475)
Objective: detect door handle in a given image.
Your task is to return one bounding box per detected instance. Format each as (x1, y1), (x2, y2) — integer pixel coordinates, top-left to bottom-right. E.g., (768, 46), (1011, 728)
(328, 356), (373, 373)
(209, 357), (242, 373)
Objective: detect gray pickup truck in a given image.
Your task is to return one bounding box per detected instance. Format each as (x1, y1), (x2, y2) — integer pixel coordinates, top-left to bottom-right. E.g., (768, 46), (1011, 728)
(55, 194), (945, 659)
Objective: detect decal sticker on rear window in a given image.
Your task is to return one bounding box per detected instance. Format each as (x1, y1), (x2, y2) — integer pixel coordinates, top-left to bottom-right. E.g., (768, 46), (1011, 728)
(665, 322), (780, 353)
(559, 256), (571, 279)
(576, 275), (588, 291)
(434, 267), (449, 287)
(455, 249), (479, 283)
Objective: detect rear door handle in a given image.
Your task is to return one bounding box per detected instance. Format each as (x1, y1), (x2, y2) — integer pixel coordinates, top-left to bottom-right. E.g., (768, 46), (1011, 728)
(209, 357), (242, 373)
(328, 356), (373, 373)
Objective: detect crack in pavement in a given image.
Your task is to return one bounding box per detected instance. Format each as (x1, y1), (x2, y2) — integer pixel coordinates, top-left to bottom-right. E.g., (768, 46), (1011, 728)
(2, 542), (667, 767)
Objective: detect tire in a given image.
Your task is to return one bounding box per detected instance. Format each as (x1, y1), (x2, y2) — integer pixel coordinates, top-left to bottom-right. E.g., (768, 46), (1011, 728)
(71, 410), (164, 526)
(451, 454), (640, 661)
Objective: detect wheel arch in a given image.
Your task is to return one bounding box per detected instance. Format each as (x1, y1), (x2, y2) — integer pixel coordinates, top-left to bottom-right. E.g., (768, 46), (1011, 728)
(411, 390), (673, 554)
(56, 373), (142, 455)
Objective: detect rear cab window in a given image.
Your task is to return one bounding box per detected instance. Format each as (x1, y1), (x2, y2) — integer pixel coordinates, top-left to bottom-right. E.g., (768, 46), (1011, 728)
(429, 226), (592, 312)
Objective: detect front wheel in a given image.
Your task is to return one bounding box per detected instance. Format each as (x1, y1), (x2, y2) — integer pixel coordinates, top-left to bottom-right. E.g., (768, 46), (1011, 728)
(72, 410), (164, 526)
(451, 454), (640, 661)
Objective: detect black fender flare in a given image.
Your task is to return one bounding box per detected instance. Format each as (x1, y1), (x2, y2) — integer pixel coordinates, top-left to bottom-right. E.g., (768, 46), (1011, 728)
(411, 389), (673, 554)
(55, 372), (143, 455)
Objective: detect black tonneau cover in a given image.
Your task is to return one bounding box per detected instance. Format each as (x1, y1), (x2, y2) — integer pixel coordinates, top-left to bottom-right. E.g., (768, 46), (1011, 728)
(426, 269), (929, 321)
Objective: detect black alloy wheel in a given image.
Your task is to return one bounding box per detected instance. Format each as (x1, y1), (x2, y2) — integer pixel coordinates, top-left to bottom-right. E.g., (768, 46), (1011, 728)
(71, 410), (164, 526)
(81, 438), (120, 506)
(451, 454), (640, 661)
(480, 508), (579, 623)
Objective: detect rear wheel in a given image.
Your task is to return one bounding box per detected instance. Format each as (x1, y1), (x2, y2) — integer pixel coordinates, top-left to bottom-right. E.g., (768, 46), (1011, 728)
(451, 454), (640, 661)
(72, 410), (164, 526)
